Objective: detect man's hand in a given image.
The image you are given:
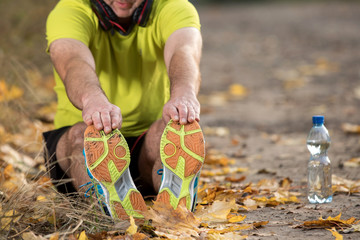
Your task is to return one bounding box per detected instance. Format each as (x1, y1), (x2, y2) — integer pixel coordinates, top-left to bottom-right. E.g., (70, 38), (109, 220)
(162, 92), (200, 125)
(82, 94), (122, 134)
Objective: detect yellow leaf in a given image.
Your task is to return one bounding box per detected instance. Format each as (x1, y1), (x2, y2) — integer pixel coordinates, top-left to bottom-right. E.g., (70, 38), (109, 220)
(196, 199), (238, 222)
(2, 179), (19, 194)
(228, 215), (246, 223)
(324, 213), (357, 225)
(297, 213), (357, 229)
(0, 79), (24, 102)
(132, 233), (147, 240)
(36, 195), (46, 202)
(3, 164), (14, 179)
(78, 231), (88, 240)
(126, 216), (138, 235)
(253, 221), (269, 228)
(229, 84), (248, 97)
(341, 123), (360, 134)
(1, 210), (21, 231)
(327, 228), (343, 240)
(344, 158), (360, 168)
(243, 198), (258, 210)
(49, 233), (59, 240)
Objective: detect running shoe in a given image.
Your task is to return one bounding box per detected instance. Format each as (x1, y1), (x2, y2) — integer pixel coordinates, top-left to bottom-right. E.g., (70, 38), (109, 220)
(156, 120), (205, 212)
(84, 125), (147, 219)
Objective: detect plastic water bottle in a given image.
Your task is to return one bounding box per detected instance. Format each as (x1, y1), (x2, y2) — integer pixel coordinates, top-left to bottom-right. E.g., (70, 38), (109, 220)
(306, 115), (332, 204)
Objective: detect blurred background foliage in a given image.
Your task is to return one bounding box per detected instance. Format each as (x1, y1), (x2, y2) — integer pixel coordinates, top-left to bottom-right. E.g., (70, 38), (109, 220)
(0, 0), (57, 132)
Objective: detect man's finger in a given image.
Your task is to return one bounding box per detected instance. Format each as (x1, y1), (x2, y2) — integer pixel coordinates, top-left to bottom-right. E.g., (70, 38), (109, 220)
(110, 111), (122, 129)
(92, 112), (103, 130)
(168, 105), (179, 122)
(178, 103), (188, 125)
(101, 111), (112, 134)
(187, 107), (196, 123)
(83, 113), (93, 125)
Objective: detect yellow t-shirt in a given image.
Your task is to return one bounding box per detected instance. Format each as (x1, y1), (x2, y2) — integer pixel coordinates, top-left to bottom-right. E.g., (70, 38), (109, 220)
(46, 0), (200, 137)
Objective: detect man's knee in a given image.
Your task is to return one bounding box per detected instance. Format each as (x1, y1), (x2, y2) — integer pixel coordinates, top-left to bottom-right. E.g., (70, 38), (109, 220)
(57, 122), (86, 159)
(66, 122), (87, 147)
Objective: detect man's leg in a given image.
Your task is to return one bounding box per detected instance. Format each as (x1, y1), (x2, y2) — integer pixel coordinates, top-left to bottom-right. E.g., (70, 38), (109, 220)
(137, 119), (205, 212)
(137, 120), (166, 195)
(56, 122), (90, 192)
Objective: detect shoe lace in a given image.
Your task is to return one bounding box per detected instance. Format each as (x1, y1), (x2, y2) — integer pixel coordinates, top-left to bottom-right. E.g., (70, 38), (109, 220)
(157, 168), (163, 175)
(79, 181), (96, 198)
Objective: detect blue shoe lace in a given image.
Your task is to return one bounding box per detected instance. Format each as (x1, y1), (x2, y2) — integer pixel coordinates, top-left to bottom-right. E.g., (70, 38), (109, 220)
(79, 181), (95, 198)
(157, 168), (163, 175)
(81, 149), (110, 216)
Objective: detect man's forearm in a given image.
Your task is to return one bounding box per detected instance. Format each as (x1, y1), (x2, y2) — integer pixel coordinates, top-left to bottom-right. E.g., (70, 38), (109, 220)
(168, 47), (201, 98)
(63, 58), (107, 111)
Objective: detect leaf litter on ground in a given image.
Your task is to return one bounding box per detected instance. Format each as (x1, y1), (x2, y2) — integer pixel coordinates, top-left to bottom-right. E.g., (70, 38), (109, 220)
(1, 79), (360, 239)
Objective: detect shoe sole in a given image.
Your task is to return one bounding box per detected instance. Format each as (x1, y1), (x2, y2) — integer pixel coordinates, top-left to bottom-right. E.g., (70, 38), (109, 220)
(84, 126), (147, 219)
(156, 120), (205, 211)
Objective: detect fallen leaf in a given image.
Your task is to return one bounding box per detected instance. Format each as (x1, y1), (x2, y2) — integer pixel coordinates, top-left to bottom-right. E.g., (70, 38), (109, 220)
(243, 198), (258, 210)
(49, 233), (59, 240)
(228, 215), (246, 223)
(126, 216), (138, 235)
(207, 224), (252, 234)
(1, 209), (21, 231)
(78, 231), (88, 240)
(207, 232), (248, 240)
(22, 231), (45, 240)
(344, 158), (360, 168)
(252, 221), (269, 228)
(144, 201), (200, 238)
(205, 151), (236, 167)
(296, 213), (358, 229)
(229, 84), (248, 97)
(201, 167), (248, 177)
(36, 195), (47, 202)
(225, 176), (246, 183)
(341, 223), (360, 233)
(132, 233), (148, 240)
(0, 144), (37, 172)
(199, 93), (228, 107)
(203, 127), (230, 137)
(327, 227), (343, 240)
(0, 79), (24, 102)
(332, 175), (360, 194)
(196, 199), (239, 222)
(341, 123), (360, 134)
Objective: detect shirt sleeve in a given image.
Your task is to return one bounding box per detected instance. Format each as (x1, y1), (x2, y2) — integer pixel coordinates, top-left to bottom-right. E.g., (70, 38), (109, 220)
(154, 0), (201, 46)
(46, 0), (96, 52)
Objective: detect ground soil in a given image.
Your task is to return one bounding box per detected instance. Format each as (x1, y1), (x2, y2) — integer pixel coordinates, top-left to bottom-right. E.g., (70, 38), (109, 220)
(196, 1), (360, 239)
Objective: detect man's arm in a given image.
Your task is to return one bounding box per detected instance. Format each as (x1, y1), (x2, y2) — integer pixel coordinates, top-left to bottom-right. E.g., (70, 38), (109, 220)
(163, 27), (202, 125)
(49, 38), (121, 134)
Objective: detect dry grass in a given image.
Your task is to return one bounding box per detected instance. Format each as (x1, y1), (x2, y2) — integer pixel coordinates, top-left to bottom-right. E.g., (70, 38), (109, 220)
(0, 170), (132, 238)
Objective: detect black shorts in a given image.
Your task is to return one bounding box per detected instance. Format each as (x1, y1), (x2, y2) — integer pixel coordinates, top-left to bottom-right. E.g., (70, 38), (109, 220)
(43, 126), (146, 195)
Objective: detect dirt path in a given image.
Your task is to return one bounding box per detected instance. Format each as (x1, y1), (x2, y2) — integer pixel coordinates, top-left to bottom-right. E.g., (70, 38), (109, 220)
(197, 1), (360, 239)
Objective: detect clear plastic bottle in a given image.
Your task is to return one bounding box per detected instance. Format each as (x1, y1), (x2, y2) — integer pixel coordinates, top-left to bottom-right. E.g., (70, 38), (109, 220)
(306, 115), (332, 203)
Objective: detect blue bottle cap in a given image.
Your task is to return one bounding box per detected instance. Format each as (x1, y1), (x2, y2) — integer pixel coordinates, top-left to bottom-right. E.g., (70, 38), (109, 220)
(312, 115), (324, 125)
